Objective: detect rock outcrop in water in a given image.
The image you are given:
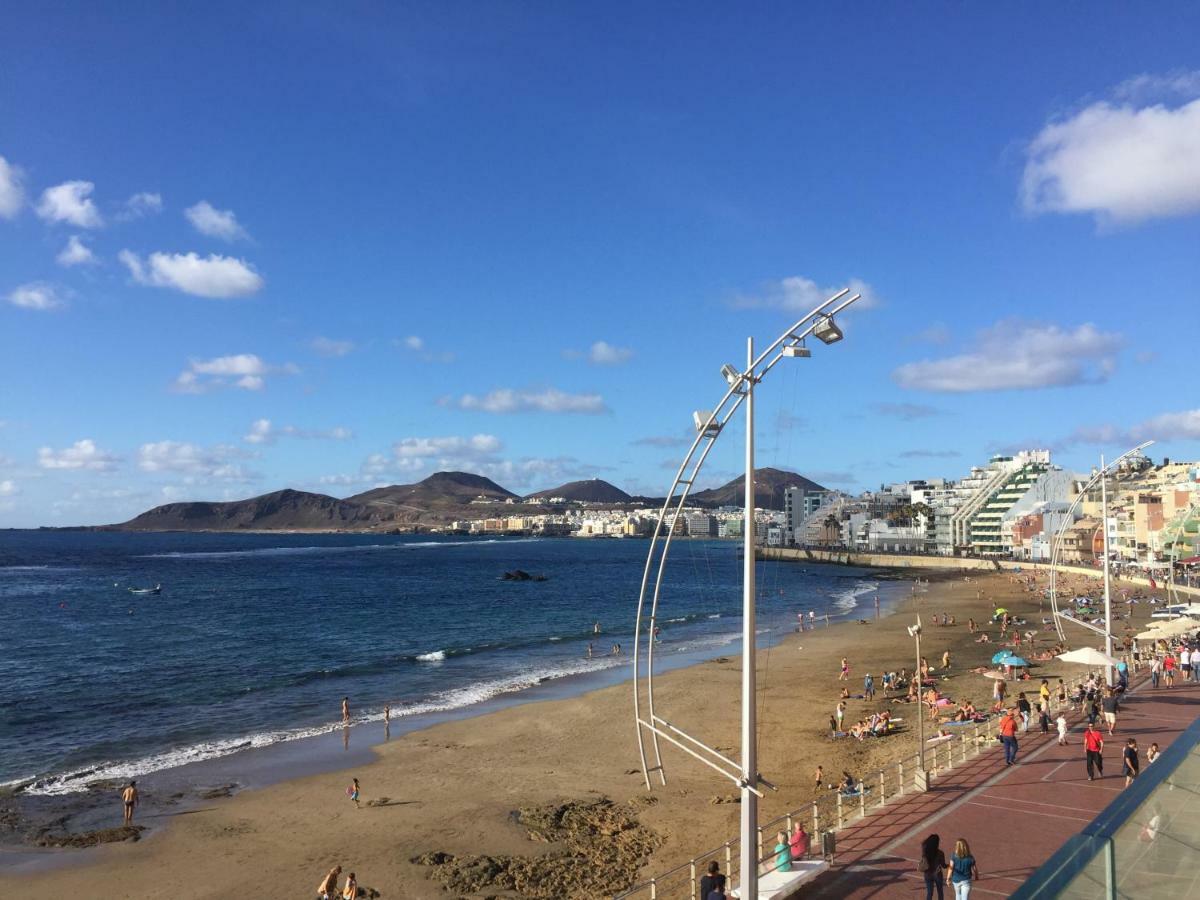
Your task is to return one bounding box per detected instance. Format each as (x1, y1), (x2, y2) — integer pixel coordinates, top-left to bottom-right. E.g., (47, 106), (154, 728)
(412, 796), (660, 898)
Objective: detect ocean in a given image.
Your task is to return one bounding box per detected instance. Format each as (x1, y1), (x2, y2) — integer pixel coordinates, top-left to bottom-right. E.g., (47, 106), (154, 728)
(0, 531), (904, 823)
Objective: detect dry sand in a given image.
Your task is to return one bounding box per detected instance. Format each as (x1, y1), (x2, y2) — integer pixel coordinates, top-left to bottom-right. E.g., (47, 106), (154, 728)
(0, 565), (1161, 898)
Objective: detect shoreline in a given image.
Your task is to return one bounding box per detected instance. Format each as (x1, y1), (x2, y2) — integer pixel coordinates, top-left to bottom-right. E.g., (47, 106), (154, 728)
(2, 564), (1165, 898)
(1, 570), (918, 869)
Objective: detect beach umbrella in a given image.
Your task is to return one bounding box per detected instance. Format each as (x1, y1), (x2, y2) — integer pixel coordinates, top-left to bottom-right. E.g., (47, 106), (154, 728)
(991, 650), (1014, 664)
(994, 607), (1008, 614)
(1057, 647), (1122, 668)
(982, 671), (1006, 680)
(1005, 656), (1029, 667)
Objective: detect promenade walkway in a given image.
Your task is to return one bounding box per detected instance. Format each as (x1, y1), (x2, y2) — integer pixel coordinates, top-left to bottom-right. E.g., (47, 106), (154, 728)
(805, 677), (1200, 898)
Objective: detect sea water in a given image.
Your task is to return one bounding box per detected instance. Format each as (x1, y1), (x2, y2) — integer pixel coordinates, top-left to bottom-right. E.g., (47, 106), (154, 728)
(0, 531), (904, 797)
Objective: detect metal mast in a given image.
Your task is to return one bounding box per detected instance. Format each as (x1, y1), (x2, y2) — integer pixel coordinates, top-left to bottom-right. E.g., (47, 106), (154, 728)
(740, 336), (759, 897)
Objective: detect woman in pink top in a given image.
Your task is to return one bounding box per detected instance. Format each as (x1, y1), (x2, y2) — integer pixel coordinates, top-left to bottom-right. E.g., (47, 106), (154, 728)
(789, 822), (810, 860)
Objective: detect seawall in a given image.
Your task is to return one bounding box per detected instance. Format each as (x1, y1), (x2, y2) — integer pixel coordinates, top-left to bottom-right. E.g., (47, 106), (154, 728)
(758, 547), (1200, 598)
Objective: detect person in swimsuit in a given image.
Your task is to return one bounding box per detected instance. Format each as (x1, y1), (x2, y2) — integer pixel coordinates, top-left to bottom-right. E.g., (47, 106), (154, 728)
(122, 780), (139, 824)
(341, 871), (358, 900)
(342, 696), (350, 723)
(813, 765), (824, 793)
(839, 658), (850, 681)
(349, 777), (361, 808)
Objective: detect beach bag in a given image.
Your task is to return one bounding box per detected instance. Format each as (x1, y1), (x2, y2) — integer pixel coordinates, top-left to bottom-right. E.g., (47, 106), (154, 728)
(917, 855), (929, 873)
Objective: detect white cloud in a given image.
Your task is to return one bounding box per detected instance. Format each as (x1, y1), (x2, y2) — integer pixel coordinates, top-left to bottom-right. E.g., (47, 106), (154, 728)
(1114, 70), (1200, 103)
(1068, 409), (1200, 448)
(311, 337), (355, 357)
(392, 434), (503, 460)
(0, 479), (17, 496)
(871, 402), (942, 420)
(1022, 85), (1200, 224)
(588, 341), (633, 365)
(7, 282), (68, 311)
(36, 181), (103, 228)
(173, 354), (299, 393)
(119, 250), (263, 298)
(403, 335), (424, 350)
(136, 440), (254, 481)
(0, 155), (25, 219)
(243, 418), (352, 444)
(184, 200), (248, 241)
(892, 321), (1122, 393)
(396, 334), (454, 363)
(122, 192), (163, 219)
(731, 275), (879, 312)
(56, 235), (98, 267)
(446, 388), (609, 415)
(38, 439), (120, 471)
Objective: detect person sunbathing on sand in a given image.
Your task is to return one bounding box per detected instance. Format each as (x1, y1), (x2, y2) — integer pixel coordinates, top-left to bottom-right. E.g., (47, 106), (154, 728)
(975, 633), (991, 643)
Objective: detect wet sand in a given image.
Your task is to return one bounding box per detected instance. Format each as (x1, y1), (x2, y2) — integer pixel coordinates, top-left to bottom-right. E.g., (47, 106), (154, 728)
(0, 565), (1163, 898)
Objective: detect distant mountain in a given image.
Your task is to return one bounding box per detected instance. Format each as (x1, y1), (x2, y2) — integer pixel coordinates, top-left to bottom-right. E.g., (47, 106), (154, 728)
(348, 471), (517, 514)
(115, 488), (384, 531)
(690, 467), (827, 510)
(527, 478), (632, 504)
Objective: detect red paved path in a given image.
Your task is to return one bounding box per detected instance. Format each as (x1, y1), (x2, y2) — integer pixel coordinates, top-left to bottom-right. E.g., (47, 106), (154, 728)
(805, 677), (1200, 898)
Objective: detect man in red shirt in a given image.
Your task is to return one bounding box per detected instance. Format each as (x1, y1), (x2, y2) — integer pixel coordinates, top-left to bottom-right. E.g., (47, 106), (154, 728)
(998, 707), (1019, 766)
(1084, 722), (1105, 780)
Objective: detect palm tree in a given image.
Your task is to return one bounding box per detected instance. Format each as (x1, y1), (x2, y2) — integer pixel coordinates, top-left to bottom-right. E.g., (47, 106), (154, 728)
(822, 514), (841, 547)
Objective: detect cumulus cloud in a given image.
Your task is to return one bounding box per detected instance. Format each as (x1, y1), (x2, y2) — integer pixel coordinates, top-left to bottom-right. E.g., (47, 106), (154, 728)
(173, 354), (299, 393)
(311, 337), (355, 357)
(119, 250), (263, 298)
(0, 155), (25, 219)
(0, 479), (18, 496)
(37, 439), (120, 471)
(871, 402), (942, 420)
(7, 282), (68, 311)
(184, 200), (248, 241)
(892, 321), (1122, 393)
(56, 235), (98, 267)
(243, 418), (352, 444)
(1021, 76), (1200, 225)
(137, 440), (256, 482)
(731, 275), (879, 312)
(395, 335), (454, 363)
(445, 388), (609, 415)
(1065, 408), (1200, 448)
(36, 181), (103, 228)
(564, 341), (634, 365)
(121, 192), (163, 219)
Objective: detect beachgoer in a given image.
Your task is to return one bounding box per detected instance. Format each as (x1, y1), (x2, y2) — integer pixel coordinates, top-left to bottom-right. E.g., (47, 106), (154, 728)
(1163, 653), (1176, 687)
(342, 696), (350, 723)
(968, 618), (976, 634)
(839, 657), (850, 681)
(1016, 693), (1031, 733)
(698, 861), (726, 900)
(586, 642), (593, 658)
(836, 701), (847, 732)
(1190, 647), (1200, 682)
(341, 871), (357, 900)
(774, 831), (790, 872)
(384, 704), (390, 724)
(1147, 742), (1160, 764)
(1084, 723), (1105, 781)
(839, 771), (857, 794)
(945, 838), (979, 899)
(1149, 655), (1161, 688)
(1056, 713), (1068, 745)
(998, 709), (1018, 767)
(790, 821), (810, 860)
(919, 833), (947, 900)
(1038, 703), (1050, 734)
(942, 650), (951, 670)
(593, 621), (600, 634)
(349, 777), (360, 808)
(864, 673), (875, 700)
(813, 765), (824, 793)
(1039, 679), (1050, 709)
(317, 865), (342, 900)
(1101, 688), (1119, 735)
(122, 780), (139, 825)
(1123, 739), (1139, 787)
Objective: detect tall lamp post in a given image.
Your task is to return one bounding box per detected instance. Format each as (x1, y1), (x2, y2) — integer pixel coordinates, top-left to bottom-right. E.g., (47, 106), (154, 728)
(908, 617), (927, 790)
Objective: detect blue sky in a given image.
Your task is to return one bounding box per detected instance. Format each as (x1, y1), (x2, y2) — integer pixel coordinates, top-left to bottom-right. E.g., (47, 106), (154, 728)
(2, 3), (1199, 527)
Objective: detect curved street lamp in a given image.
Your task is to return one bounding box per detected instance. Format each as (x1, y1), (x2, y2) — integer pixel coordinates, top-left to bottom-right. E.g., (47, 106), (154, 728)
(631, 288), (861, 897)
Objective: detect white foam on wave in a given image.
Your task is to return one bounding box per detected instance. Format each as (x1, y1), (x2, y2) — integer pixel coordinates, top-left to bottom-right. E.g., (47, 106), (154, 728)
(417, 650), (446, 662)
(832, 580), (879, 612)
(136, 537), (541, 560)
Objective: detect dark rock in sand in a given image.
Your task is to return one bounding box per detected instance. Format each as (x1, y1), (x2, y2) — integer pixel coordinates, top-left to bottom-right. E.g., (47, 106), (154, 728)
(36, 825), (146, 848)
(199, 783), (238, 800)
(414, 797), (660, 898)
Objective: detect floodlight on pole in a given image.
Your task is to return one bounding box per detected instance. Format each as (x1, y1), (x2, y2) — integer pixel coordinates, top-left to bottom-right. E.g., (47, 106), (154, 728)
(783, 342), (811, 358)
(813, 314), (844, 344)
(720, 363), (742, 387)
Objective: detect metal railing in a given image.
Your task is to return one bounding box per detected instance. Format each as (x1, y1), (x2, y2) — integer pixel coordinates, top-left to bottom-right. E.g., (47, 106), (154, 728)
(615, 716), (1002, 899)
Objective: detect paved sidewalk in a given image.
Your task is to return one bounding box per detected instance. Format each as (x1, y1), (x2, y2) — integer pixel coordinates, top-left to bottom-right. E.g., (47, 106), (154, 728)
(806, 678), (1200, 898)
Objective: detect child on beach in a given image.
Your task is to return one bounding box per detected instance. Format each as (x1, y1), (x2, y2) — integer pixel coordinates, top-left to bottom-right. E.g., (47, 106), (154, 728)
(348, 777), (360, 808)
(1056, 713), (1069, 744)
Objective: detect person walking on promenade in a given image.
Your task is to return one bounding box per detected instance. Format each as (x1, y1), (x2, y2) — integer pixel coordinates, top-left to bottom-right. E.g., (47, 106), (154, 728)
(998, 708), (1019, 767)
(1102, 688), (1119, 736)
(864, 672), (875, 700)
(121, 780), (139, 825)
(1123, 739), (1140, 787)
(1190, 646), (1200, 682)
(1150, 655), (1161, 689)
(945, 838), (979, 900)
(918, 833), (947, 900)
(1084, 723), (1105, 781)
(1163, 653), (1176, 687)
(698, 861), (726, 900)
(1056, 712), (1069, 745)
(1016, 693), (1031, 733)
(1147, 742), (1160, 764)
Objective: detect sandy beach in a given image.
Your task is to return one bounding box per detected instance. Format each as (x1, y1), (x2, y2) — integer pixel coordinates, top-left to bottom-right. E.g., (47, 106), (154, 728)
(0, 564), (1164, 899)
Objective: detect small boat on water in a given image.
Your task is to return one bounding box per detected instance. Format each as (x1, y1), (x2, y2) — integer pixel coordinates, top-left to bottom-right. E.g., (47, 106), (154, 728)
(128, 583), (162, 595)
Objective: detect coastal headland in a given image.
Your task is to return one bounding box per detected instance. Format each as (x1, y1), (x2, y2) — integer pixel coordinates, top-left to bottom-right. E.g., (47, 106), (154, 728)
(0, 564), (1165, 898)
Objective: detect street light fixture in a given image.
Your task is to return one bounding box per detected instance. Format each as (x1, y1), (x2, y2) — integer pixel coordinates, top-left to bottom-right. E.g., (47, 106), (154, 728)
(907, 619), (928, 790)
(813, 314), (844, 344)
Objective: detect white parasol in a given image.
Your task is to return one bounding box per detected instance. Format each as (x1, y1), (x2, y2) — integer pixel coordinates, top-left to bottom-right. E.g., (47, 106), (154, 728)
(1057, 647), (1122, 668)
